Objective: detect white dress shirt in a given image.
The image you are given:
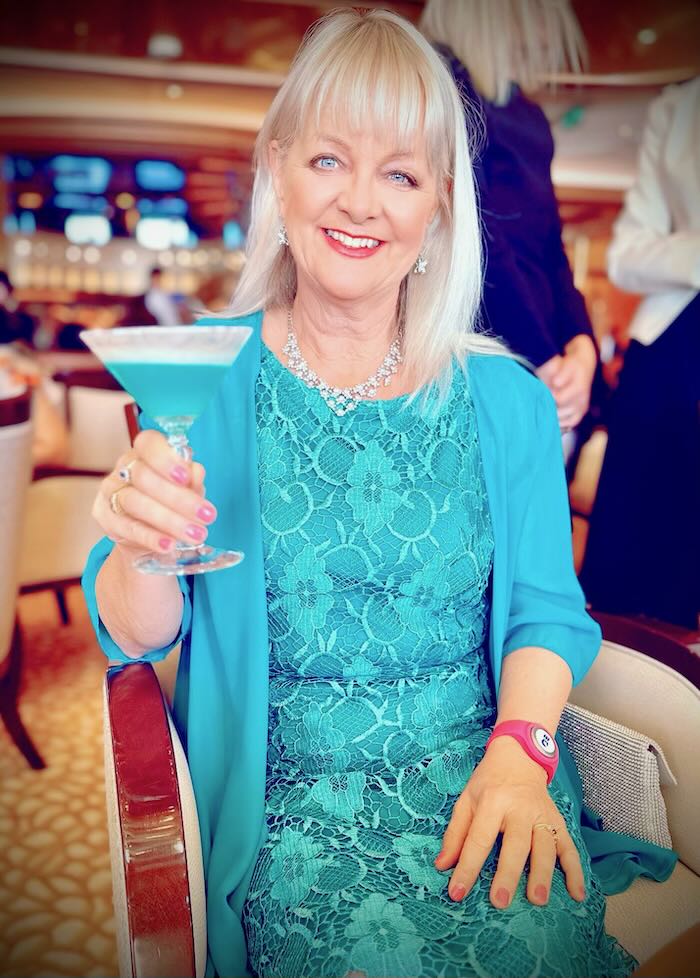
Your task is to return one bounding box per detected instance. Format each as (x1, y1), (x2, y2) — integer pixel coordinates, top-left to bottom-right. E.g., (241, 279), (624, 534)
(144, 286), (181, 327)
(607, 76), (700, 346)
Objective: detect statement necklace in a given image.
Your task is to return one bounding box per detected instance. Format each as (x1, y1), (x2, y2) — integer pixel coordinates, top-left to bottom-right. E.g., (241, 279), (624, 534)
(282, 309), (403, 416)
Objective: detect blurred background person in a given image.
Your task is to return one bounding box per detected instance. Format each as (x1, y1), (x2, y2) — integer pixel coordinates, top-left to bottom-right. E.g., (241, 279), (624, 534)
(0, 270), (36, 346)
(144, 266), (183, 325)
(420, 0), (598, 466)
(580, 77), (700, 629)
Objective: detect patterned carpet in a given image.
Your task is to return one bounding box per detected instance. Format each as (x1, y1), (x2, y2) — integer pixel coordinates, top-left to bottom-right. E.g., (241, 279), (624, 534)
(0, 587), (118, 978)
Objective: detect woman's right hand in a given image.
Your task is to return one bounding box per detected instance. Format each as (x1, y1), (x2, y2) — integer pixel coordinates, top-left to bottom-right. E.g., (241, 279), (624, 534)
(92, 429), (217, 558)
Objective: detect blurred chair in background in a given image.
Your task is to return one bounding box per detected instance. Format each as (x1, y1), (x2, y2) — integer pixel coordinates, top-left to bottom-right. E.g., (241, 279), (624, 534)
(0, 387), (45, 769)
(19, 368), (133, 624)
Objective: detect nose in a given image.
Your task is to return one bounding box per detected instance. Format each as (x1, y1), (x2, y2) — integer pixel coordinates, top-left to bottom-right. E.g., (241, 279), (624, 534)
(336, 168), (380, 226)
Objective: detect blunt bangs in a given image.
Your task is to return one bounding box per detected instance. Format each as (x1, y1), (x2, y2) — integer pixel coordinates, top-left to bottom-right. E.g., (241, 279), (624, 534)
(276, 12), (454, 181)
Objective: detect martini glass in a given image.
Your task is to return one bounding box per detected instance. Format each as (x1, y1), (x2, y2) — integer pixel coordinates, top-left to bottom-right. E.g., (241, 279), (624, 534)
(80, 324), (252, 575)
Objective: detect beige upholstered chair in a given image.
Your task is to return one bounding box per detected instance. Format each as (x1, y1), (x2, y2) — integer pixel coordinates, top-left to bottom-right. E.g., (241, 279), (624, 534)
(18, 473), (106, 622)
(64, 385), (134, 473)
(571, 622), (700, 967)
(0, 389), (45, 768)
(18, 371), (133, 624)
(103, 619), (700, 978)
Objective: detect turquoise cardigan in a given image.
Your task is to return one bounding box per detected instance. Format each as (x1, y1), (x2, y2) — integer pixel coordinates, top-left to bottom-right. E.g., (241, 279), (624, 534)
(83, 310), (674, 977)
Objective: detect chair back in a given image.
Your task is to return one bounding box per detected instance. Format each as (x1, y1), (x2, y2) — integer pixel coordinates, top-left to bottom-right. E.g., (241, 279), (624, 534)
(68, 386), (133, 471)
(52, 368), (133, 473)
(0, 390), (33, 662)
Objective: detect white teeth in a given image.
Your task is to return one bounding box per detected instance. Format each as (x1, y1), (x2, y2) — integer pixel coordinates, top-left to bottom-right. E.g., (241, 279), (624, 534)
(325, 229), (380, 249)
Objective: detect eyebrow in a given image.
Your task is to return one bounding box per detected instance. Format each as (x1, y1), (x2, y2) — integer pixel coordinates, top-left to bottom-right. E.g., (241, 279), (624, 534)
(316, 133), (418, 164)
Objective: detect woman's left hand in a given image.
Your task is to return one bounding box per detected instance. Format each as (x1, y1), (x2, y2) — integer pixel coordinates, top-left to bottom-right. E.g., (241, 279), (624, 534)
(434, 736), (586, 909)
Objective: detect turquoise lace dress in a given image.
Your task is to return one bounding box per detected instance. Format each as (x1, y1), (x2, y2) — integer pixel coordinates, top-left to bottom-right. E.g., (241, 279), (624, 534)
(241, 345), (635, 978)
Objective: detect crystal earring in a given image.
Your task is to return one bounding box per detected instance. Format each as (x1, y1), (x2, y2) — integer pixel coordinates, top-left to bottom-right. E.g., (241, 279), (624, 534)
(413, 252), (428, 275)
(278, 224), (289, 247)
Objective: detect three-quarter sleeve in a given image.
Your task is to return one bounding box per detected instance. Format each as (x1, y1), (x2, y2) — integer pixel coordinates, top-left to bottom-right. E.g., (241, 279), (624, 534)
(503, 383), (601, 685)
(545, 216), (595, 350)
(480, 210), (563, 367)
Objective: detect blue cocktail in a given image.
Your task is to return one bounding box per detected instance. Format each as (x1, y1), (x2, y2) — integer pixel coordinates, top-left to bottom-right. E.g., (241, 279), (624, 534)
(80, 324), (252, 575)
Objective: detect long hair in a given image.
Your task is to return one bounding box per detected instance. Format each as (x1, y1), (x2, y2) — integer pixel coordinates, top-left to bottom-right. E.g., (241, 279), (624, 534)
(420, 0), (586, 105)
(228, 7), (509, 400)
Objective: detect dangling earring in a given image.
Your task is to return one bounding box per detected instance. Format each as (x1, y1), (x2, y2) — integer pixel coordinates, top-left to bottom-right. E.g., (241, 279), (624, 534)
(278, 224), (289, 247)
(413, 252), (427, 275)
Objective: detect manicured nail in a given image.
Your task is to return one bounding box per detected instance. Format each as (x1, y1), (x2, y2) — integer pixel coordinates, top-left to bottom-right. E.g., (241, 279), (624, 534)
(494, 887), (510, 908)
(534, 884), (548, 904)
(159, 537), (173, 551)
(171, 465), (188, 484)
(449, 882), (466, 901)
(197, 504), (216, 523)
(186, 523), (206, 541)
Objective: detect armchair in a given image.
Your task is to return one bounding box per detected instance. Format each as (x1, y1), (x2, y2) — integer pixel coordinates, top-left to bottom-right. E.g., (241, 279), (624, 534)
(103, 620), (700, 977)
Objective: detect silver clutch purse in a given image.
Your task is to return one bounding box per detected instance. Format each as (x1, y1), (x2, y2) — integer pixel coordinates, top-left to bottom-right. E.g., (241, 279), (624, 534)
(559, 702), (676, 849)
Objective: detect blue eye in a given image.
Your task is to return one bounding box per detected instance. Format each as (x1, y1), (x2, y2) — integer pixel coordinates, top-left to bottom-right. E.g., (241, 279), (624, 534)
(388, 171), (416, 186)
(313, 156), (338, 169)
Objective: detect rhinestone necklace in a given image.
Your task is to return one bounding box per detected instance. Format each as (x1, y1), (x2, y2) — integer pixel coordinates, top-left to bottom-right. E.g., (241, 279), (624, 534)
(282, 309), (403, 416)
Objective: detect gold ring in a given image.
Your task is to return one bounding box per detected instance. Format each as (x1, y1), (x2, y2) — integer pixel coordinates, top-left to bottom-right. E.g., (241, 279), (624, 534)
(118, 459), (137, 483)
(533, 823), (558, 844)
(109, 485), (129, 516)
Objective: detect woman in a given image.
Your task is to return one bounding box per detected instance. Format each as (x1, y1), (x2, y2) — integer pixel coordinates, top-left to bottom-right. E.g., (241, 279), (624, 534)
(581, 78), (700, 629)
(419, 0), (598, 461)
(83, 10), (635, 977)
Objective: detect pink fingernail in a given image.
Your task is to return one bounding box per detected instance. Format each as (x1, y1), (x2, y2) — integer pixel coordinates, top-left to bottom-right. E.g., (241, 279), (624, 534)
(534, 884), (548, 903)
(159, 537), (173, 551)
(494, 887), (510, 908)
(449, 883), (466, 901)
(186, 523), (206, 541)
(197, 504), (216, 523)
(171, 465), (188, 484)
(576, 886), (586, 901)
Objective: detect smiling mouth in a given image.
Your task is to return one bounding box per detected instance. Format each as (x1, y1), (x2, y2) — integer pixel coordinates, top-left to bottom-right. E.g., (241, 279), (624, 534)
(323, 228), (382, 249)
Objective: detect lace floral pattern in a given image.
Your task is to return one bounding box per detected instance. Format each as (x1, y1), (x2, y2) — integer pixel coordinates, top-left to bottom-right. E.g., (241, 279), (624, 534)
(242, 347), (636, 978)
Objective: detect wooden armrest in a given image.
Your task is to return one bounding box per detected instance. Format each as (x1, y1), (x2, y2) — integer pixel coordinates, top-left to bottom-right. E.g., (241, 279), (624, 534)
(104, 662), (197, 978)
(591, 611), (700, 689)
(33, 464), (110, 480)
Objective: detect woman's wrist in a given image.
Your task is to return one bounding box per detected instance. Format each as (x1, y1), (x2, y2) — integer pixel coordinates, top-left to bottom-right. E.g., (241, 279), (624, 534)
(97, 545), (184, 657)
(483, 735), (548, 782)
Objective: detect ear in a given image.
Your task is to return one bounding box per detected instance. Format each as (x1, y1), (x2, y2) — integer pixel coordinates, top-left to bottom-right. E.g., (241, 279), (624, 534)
(268, 139), (286, 212)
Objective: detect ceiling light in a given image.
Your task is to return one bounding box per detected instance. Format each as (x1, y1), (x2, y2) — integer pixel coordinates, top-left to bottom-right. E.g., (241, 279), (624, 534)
(148, 32), (183, 59)
(637, 28), (657, 45)
(17, 192), (42, 209)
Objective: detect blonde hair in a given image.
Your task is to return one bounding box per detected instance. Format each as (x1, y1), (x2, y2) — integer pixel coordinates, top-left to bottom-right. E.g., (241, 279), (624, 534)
(420, 0), (586, 105)
(228, 7), (508, 400)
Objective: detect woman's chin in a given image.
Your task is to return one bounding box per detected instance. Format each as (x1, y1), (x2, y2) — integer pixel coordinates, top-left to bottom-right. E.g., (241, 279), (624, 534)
(312, 273), (390, 305)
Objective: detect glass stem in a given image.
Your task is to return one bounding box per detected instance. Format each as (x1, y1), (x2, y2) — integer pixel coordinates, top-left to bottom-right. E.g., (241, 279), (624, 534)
(156, 416), (199, 556)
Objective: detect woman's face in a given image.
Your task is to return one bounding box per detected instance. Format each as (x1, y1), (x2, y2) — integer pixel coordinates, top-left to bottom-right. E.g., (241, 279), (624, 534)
(270, 115), (440, 305)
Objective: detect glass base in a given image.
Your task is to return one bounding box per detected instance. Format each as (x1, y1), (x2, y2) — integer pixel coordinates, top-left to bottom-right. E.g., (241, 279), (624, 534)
(134, 545), (245, 576)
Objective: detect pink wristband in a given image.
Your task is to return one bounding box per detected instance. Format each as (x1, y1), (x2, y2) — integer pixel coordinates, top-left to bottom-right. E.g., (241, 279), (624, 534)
(485, 720), (559, 784)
